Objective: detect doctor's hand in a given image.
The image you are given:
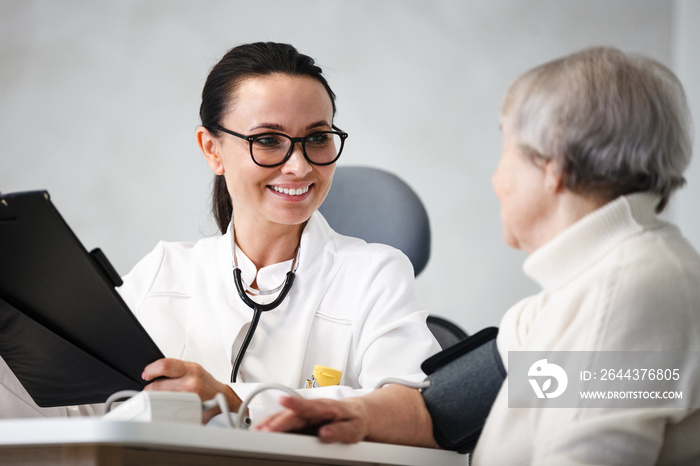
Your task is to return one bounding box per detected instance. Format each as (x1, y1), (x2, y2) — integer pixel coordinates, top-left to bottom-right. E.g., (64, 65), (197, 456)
(142, 358), (242, 423)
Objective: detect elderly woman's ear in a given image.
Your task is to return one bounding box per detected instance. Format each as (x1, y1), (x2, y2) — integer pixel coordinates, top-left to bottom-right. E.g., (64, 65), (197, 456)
(526, 152), (564, 194)
(543, 160), (563, 193)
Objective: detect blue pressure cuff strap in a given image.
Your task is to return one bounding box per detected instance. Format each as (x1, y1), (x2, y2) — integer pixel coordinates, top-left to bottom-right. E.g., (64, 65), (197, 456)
(420, 327), (505, 454)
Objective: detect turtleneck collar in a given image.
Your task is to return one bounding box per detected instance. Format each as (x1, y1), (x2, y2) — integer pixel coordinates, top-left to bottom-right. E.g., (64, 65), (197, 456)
(523, 192), (663, 291)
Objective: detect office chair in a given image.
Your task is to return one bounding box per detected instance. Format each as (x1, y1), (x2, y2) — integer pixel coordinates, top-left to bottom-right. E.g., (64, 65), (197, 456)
(319, 165), (431, 275)
(320, 166), (468, 348)
(427, 315), (469, 349)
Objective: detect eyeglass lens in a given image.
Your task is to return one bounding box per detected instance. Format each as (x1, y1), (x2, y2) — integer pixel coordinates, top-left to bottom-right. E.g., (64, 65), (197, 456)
(251, 132), (343, 166)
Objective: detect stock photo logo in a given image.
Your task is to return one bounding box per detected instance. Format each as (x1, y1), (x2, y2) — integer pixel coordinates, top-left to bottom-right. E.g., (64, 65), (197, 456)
(528, 359), (568, 399)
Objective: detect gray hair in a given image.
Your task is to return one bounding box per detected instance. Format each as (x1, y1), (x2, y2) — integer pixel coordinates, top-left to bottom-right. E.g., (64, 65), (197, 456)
(502, 47), (693, 212)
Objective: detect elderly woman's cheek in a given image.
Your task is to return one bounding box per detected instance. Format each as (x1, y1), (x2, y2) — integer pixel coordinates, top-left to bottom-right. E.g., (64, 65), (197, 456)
(491, 162), (506, 201)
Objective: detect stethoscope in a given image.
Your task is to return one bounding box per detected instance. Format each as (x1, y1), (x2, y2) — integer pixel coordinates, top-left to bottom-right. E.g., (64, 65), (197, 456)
(229, 225), (300, 383)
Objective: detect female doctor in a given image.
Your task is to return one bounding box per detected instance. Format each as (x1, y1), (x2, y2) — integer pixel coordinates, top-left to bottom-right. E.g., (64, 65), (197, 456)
(117, 42), (440, 423)
(0, 42), (439, 421)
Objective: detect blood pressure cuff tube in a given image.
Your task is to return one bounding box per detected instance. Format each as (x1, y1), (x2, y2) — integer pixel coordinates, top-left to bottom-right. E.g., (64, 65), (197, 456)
(420, 327), (505, 454)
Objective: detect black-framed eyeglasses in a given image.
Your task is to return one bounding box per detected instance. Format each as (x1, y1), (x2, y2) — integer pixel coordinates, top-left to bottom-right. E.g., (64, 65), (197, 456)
(211, 125), (349, 167)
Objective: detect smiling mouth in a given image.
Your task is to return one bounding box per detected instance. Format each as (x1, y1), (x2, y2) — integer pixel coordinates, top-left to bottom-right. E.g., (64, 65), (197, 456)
(270, 185), (310, 196)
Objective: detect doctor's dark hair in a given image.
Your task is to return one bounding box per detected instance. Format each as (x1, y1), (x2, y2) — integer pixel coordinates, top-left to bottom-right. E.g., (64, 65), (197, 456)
(502, 47), (692, 212)
(200, 42), (337, 233)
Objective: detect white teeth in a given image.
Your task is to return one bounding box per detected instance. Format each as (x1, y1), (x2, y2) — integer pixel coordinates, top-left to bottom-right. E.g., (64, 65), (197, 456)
(272, 186), (309, 196)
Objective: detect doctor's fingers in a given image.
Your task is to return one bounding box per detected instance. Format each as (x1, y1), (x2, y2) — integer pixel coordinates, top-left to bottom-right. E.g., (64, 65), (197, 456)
(143, 370), (221, 398)
(142, 358), (204, 382)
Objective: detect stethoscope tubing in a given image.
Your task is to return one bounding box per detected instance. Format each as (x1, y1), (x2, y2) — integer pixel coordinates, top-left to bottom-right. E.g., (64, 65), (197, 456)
(230, 268), (296, 383)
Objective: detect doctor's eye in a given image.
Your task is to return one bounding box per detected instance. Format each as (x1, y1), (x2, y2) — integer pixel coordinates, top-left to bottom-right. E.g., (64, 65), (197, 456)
(305, 132), (332, 147)
(253, 134), (286, 149)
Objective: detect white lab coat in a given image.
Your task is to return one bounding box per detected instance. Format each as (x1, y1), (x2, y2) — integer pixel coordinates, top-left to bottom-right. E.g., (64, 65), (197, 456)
(119, 211), (440, 421)
(0, 212), (439, 421)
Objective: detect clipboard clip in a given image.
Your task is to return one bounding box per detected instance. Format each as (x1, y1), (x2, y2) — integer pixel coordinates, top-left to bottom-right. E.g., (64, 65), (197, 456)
(90, 248), (124, 287)
(0, 195), (16, 221)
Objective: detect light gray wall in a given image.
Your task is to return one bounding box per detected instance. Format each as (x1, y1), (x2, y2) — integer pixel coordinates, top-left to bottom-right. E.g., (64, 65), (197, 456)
(674, 0), (700, 258)
(2, 0), (696, 334)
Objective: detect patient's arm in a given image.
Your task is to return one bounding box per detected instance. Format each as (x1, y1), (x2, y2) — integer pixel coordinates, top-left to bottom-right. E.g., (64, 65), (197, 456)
(255, 384), (439, 449)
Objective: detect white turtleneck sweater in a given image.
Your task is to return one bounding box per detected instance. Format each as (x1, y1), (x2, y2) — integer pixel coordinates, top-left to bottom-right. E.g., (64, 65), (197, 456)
(473, 193), (700, 466)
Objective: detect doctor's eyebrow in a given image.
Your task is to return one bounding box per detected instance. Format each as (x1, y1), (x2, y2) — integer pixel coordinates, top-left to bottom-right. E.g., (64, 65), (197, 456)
(250, 120), (332, 133)
(306, 120), (332, 130)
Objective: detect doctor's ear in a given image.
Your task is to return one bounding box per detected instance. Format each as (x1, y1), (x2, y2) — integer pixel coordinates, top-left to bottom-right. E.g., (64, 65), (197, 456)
(197, 126), (225, 175)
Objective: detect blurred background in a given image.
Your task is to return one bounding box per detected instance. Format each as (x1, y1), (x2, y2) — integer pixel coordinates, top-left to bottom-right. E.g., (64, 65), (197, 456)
(2, 0), (698, 334)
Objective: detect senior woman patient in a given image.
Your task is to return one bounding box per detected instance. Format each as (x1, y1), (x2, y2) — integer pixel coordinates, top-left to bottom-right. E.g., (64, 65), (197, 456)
(257, 47), (700, 465)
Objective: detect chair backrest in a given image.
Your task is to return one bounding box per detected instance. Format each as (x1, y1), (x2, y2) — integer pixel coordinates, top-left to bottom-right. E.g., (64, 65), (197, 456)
(319, 166), (431, 276)
(426, 315), (469, 349)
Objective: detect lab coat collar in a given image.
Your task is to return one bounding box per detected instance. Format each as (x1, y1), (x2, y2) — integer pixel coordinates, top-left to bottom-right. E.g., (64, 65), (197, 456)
(523, 192), (663, 291)
(221, 211), (333, 304)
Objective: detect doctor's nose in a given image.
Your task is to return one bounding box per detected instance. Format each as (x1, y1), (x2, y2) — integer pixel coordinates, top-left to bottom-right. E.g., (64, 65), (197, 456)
(281, 144), (313, 177)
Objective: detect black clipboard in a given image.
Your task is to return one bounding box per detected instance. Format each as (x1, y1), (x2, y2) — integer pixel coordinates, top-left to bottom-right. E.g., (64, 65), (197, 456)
(0, 190), (164, 407)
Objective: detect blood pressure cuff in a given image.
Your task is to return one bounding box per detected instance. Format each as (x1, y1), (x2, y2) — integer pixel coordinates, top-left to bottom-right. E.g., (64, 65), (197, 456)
(420, 327), (505, 454)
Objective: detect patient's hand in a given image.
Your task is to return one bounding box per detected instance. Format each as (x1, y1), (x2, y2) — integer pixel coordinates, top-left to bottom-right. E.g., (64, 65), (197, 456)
(256, 396), (370, 444)
(256, 384), (439, 449)
(141, 358), (242, 423)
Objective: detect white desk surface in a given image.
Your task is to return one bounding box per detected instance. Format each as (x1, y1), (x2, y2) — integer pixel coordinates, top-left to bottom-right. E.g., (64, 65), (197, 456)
(0, 418), (467, 466)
